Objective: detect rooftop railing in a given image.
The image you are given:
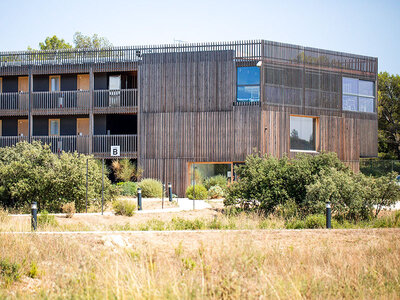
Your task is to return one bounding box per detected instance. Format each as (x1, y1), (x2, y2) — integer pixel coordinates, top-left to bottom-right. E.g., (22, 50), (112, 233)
(0, 40), (378, 73)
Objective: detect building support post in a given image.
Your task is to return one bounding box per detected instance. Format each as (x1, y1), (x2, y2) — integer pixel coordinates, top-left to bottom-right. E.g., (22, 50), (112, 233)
(28, 66), (33, 143)
(89, 67), (94, 154)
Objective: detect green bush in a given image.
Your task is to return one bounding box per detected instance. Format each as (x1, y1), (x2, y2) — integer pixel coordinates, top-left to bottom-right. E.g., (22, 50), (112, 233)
(208, 185), (225, 199)
(0, 141), (118, 212)
(138, 178), (163, 198)
(286, 219), (305, 229)
(38, 210), (58, 227)
(204, 175), (228, 190)
(113, 199), (137, 216)
(117, 182), (138, 196)
(186, 184), (208, 200)
(225, 152), (400, 222)
(304, 214), (326, 229)
(0, 259), (21, 286)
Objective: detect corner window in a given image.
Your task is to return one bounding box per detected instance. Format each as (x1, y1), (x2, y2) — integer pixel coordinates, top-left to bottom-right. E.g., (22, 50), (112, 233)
(342, 77), (374, 112)
(290, 116), (317, 151)
(49, 119), (60, 136)
(50, 76), (60, 92)
(237, 66), (260, 102)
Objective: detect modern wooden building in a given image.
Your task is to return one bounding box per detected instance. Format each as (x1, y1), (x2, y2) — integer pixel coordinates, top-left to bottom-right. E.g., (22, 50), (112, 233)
(0, 40), (378, 196)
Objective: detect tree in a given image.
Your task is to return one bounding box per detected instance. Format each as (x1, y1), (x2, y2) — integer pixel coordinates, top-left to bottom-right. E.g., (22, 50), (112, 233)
(378, 72), (400, 159)
(73, 32), (112, 49)
(0, 141), (118, 212)
(28, 32), (112, 51)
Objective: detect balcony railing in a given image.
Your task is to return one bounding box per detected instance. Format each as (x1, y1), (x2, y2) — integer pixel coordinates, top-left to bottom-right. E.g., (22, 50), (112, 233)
(32, 90), (90, 114)
(93, 135), (137, 157)
(94, 89), (138, 113)
(32, 135), (90, 154)
(0, 135), (137, 157)
(0, 136), (29, 147)
(0, 92), (29, 115)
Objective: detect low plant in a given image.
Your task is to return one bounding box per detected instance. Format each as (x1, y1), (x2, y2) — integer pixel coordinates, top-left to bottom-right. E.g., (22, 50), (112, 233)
(113, 199), (137, 217)
(185, 184), (208, 200)
(38, 210), (58, 227)
(208, 185), (225, 199)
(117, 182), (138, 197)
(304, 214), (326, 229)
(0, 259), (21, 286)
(138, 178), (163, 198)
(28, 262), (39, 279)
(204, 175), (228, 190)
(61, 202), (75, 218)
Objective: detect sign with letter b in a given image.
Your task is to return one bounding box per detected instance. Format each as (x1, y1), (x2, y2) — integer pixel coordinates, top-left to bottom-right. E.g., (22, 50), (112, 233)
(111, 145), (120, 157)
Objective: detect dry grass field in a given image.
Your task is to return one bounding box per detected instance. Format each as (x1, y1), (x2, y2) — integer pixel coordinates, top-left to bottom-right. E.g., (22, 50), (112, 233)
(0, 229), (399, 299)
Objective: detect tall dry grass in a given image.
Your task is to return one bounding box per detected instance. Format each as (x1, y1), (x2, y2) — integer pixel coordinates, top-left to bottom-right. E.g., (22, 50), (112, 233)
(0, 229), (399, 299)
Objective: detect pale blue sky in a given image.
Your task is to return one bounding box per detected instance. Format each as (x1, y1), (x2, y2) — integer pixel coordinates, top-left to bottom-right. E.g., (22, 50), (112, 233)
(0, 0), (398, 74)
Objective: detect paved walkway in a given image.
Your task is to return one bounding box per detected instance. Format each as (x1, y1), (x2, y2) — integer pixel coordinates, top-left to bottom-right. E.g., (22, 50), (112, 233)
(10, 198), (211, 216)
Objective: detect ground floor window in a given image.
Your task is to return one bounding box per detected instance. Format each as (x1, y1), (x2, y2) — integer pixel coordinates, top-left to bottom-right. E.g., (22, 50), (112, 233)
(290, 115), (317, 151)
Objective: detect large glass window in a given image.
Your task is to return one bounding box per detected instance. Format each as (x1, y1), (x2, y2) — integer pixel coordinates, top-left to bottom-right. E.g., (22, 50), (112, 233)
(49, 119), (60, 136)
(189, 163), (232, 185)
(290, 116), (317, 151)
(342, 77), (375, 112)
(237, 66), (260, 102)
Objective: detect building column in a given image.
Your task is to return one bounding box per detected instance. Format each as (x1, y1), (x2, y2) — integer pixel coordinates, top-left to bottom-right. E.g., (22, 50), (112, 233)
(28, 67), (33, 142)
(89, 67), (94, 154)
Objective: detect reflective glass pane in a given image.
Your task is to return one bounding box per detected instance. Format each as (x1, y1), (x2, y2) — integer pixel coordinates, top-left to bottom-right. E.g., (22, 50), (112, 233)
(342, 77), (358, 94)
(359, 97), (374, 112)
(343, 95), (358, 111)
(237, 86), (260, 102)
(290, 116), (316, 151)
(190, 163), (232, 185)
(237, 67), (260, 85)
(51, 77), (59, 92)
(50, 120), (59, 135)
(359, 80), (374, 96)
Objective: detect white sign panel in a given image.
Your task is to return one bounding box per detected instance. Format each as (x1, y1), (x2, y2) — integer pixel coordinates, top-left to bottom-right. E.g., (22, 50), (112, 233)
(111, 145), (120, 157)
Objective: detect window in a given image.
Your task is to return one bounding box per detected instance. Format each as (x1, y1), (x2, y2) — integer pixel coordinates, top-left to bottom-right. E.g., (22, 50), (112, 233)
(342, 77), (375, 112)
(237, 66), (260, 102)
(290, 116), (317, 151)
(49, 119), (60, 136)
(49, 76), (60, 92)
(0, 77), (2, 93)
(189, 162), (233, 185)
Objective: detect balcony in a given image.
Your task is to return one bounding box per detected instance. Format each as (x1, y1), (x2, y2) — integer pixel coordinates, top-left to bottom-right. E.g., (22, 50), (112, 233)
(94, 89), (138, 114)
(0, 92), (29, 116)
(32, 90), (90, 115)
(0, 135), (137, 157)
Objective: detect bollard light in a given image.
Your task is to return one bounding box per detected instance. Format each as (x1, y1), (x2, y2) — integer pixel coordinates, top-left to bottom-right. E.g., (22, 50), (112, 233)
(326, 201), (331, 229)
(168, 183), (172, 202)
(137, 188), (142, 211)
(31, 202), (38, 231)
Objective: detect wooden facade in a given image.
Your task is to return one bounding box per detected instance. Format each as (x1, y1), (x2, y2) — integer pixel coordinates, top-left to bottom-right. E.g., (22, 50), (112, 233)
(0, 40), (378, 196)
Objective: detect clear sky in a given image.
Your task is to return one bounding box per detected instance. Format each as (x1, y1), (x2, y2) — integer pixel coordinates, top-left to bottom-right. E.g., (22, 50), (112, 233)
(0, 0), (398, 74)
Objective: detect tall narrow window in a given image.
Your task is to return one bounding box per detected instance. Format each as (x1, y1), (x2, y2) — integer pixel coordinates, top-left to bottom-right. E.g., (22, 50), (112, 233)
(342, 77), (375, 112)
(49, 76), (60, 92)
(0, 77), (2, 93)
(290, 116), (317, 151)
(49, 119), (60, 136)
(237, 66), (260, 102)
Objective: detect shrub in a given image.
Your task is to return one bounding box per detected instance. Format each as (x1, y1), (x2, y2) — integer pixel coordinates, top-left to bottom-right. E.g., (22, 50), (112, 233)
(208, 185), (225, 199)
(0, 259), (21, 286)
(0, 141), (117, 212)
(204, 175), (228, 190)
(111, 159), (143, 182)
(138, 178), (163, 198)
(117, 182), (138, 196)
(186, 184), (208, 200)
(38, 210), (58, 227)
(304, 214), (326, 229)
(285, 219), (305, 229)
(61, 202), (75, 218)
(113, 199), (137, 216)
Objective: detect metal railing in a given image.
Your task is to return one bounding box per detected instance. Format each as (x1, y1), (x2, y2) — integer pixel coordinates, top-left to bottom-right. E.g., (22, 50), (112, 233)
(32, 90), (90, 112)
(0, 136), (29, 147)
(0, 92), (29, 112)
(94, 89), (138, 109)
(93, 134), (137, 156)
(32, 135), (83, 153)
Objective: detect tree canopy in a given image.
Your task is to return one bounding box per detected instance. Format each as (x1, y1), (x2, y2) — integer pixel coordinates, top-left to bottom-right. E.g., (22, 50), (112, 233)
(28, 32), (112, 51)
(378, 72), (400, 159)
